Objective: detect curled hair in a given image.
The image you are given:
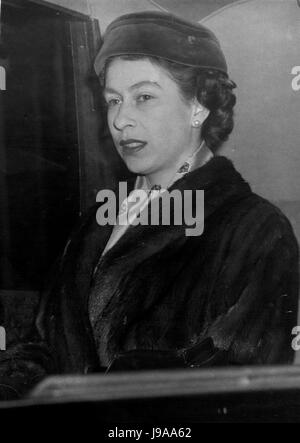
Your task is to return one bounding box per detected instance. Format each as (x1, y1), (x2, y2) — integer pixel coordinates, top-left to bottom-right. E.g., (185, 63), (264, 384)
(195, 70), (236, 152)
(100, 56), (237, 152)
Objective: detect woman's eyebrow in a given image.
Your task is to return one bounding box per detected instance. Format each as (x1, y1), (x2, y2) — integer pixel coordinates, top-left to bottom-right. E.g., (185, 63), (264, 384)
(104, 81), (161, 96)
(129, 81), (162, 91)
(103, 87), (119, 96)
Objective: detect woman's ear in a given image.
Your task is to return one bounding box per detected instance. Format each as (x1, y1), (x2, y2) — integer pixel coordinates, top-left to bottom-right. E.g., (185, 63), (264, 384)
(191, 100), (210, 128)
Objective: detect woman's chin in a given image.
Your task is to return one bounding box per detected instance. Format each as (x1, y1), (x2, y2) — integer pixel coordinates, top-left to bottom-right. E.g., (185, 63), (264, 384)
(123, 157), (153, 176)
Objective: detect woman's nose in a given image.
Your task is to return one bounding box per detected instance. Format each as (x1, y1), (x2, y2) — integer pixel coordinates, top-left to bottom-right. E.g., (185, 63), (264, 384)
(113, 102), (136, 131)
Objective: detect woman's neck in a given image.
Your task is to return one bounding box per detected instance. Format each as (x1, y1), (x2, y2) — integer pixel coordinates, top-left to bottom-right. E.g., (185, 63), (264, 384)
(145, 140), (205, 189)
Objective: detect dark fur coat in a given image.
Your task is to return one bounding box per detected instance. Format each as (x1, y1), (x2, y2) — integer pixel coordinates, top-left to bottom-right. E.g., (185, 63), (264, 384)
(38, 156), (299, 372)
(0, 156), (299, 397)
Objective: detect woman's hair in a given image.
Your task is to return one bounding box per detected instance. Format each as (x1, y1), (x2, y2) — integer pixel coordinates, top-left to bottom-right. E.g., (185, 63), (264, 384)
(100, 55), (237, 152)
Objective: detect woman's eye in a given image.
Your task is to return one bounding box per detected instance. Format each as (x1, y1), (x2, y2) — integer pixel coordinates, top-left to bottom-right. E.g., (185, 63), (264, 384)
(137, 94), (153, 103)
(106, 97), (121, 107)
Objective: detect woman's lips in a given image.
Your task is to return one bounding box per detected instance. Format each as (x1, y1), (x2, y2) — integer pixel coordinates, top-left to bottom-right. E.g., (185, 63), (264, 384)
(119, 139), (147, 153)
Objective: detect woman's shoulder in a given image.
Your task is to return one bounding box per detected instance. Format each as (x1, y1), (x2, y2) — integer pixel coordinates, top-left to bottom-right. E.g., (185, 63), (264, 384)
(208, 157), (297, 240)
(238, 190), (295, 234)
(222, 190), (299, 262)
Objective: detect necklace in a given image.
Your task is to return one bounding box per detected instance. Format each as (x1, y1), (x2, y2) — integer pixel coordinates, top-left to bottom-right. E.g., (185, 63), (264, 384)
(146, 140), (206, 194)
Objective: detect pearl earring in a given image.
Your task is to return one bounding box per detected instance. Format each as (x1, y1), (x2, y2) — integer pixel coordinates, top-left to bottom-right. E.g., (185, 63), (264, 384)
(192, 120), (201, 128)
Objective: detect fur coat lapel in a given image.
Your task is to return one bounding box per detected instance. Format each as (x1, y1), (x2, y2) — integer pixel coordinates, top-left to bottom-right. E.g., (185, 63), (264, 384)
(87, 157), (251, 365)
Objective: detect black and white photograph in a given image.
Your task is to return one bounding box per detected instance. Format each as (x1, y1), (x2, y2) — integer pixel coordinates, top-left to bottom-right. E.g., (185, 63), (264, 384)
(0, 0), (299, 427)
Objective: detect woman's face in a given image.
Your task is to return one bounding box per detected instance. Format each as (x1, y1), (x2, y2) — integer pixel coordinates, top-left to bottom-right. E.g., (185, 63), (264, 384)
(104, 58), (205, 185)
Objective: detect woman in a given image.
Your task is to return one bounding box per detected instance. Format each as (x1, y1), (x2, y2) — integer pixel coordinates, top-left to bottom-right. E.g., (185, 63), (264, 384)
(0, 11), (299, 396)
